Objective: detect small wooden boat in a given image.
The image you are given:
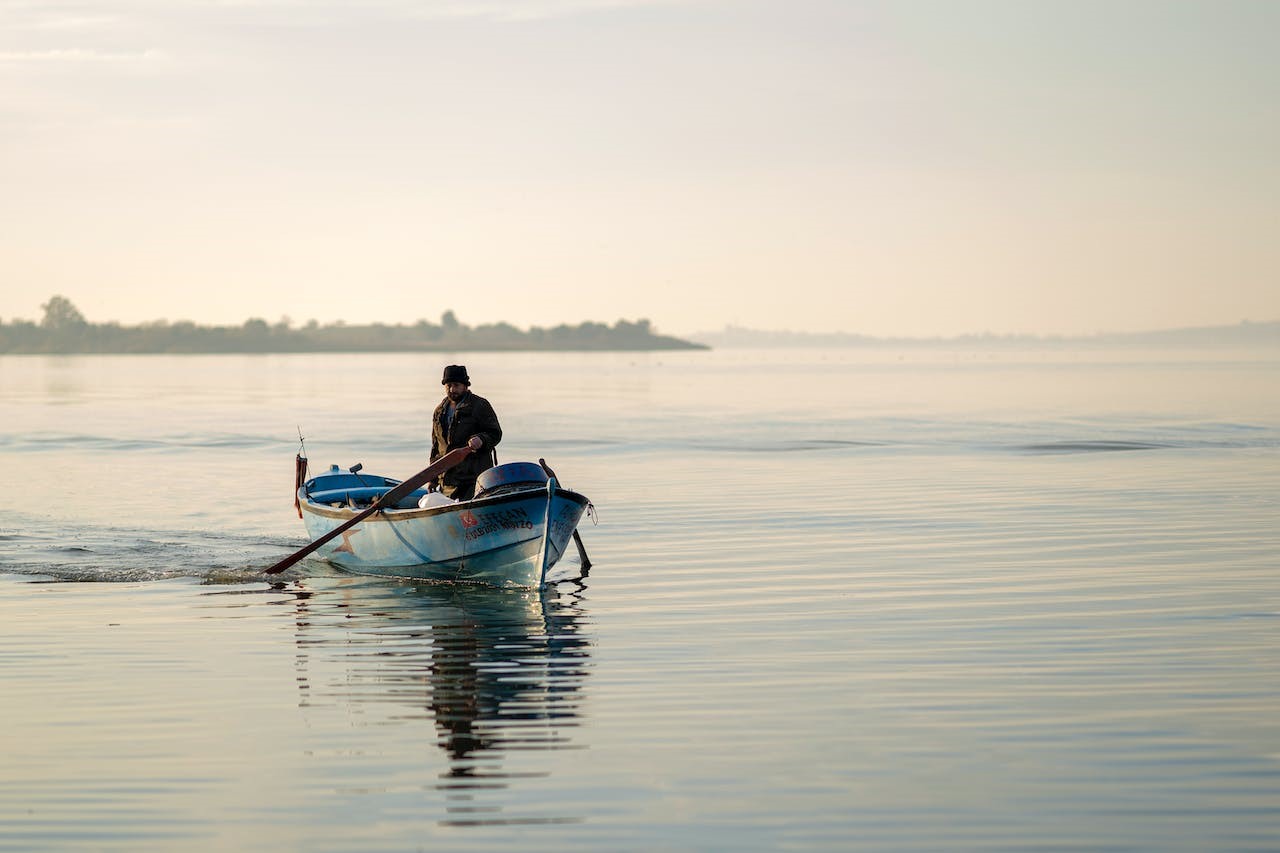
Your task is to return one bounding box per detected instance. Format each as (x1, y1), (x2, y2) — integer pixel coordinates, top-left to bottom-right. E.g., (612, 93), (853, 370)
(296, 460), (591, 588)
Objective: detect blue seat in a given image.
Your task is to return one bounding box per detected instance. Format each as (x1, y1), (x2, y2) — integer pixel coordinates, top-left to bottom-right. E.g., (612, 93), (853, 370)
(307, 486), (429, 509)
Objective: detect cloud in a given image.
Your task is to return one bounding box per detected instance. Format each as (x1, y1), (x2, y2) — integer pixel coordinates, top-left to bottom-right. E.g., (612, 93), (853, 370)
(0, 47), (163, 63)
(0, 0), (694, 23)
(0, 1), (113, 29)
(408, 0), (695, 22)
(16, 14), (118, 31)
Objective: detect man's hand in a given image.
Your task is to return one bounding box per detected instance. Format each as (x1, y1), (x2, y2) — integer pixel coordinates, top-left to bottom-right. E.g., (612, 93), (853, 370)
(467, 436), (483, 452)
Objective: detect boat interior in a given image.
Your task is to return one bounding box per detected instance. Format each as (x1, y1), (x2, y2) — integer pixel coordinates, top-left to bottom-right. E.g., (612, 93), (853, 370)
(303, 461), (555, 510)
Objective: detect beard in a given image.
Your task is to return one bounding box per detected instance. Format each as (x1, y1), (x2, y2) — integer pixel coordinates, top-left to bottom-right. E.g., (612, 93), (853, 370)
(447, 388), (466, 403)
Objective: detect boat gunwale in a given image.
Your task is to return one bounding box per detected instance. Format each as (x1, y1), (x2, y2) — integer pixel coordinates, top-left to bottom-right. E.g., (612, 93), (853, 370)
(298, 483), (589, 522)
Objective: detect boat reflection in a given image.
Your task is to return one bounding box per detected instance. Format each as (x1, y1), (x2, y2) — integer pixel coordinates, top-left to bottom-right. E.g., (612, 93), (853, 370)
(281, 575), (592, 825)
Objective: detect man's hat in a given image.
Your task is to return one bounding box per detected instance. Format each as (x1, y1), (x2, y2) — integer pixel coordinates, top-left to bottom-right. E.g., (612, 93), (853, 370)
(442, 365), (470, 386)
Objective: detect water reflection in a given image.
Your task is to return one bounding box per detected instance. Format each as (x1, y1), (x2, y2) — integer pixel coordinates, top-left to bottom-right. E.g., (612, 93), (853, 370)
(281, 576), (592, 825)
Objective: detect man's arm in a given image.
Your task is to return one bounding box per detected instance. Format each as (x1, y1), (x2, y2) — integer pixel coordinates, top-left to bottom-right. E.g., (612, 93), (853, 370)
(428, 403), (443, 462)
(470, 397), (502, 451)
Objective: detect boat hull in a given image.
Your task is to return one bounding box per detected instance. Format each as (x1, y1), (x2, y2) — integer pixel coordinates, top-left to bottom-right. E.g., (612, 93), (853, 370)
(298, 478), (589, 588)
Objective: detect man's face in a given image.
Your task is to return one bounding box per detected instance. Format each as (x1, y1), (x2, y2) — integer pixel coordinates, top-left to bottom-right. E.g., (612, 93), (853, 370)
(445, 381), (468, 402)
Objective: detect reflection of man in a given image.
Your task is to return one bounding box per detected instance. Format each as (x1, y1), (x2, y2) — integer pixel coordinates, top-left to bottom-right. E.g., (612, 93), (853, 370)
(431, 628), (488, 766)
(430, 364), (502, 500)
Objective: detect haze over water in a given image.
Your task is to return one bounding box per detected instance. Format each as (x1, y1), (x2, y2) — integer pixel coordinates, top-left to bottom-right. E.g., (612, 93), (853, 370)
(1, 347), (1278, 851)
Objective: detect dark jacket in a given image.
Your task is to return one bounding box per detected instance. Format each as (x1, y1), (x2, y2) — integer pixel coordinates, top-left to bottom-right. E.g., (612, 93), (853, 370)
(430, 391), (502, 498)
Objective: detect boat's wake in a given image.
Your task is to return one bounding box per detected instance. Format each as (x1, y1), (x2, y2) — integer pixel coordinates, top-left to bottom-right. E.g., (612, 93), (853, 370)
(0, 522), (591, 586)
(0, 525), (293, 583)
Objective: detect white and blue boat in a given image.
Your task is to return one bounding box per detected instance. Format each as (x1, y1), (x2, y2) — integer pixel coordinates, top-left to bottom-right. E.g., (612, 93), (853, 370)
(295, 460), (591, 588)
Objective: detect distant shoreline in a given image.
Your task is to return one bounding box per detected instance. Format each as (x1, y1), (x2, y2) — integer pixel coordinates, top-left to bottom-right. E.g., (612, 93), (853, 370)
(6, 295), (1276, 353)
(687, 321), (1280, 349)
(0, 296), (708, 354)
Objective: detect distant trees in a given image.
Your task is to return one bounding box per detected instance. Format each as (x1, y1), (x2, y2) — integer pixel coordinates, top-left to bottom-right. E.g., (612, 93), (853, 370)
(0, 295), (708, 354)
(41, 295), (88, 330)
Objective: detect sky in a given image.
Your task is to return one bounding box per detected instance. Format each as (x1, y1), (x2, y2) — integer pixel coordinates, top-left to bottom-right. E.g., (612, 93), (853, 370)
(1, 0), (1277, 338)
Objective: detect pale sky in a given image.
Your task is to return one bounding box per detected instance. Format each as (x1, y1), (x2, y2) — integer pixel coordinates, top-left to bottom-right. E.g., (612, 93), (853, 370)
(2, 0), (1277, 337)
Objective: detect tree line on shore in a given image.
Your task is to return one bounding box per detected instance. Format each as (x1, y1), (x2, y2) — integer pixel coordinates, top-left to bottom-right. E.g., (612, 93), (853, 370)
(0, 296), (707, 353)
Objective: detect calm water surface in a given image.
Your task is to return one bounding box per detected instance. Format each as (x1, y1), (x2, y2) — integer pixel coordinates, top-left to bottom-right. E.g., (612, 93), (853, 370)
(1, 349), (1278, 851)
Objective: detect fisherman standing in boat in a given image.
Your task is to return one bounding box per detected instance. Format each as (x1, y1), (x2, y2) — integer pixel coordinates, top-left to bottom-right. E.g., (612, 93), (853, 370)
(429, 364), (502, 500)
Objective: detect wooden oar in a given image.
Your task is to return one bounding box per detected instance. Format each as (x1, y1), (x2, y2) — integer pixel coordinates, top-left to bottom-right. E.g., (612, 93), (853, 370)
(263, 446), (473, 575)
(538, 458), (592, 572)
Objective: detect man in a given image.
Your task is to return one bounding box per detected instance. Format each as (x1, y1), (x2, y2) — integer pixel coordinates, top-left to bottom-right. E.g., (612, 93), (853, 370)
(429, 364), (502, 500)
